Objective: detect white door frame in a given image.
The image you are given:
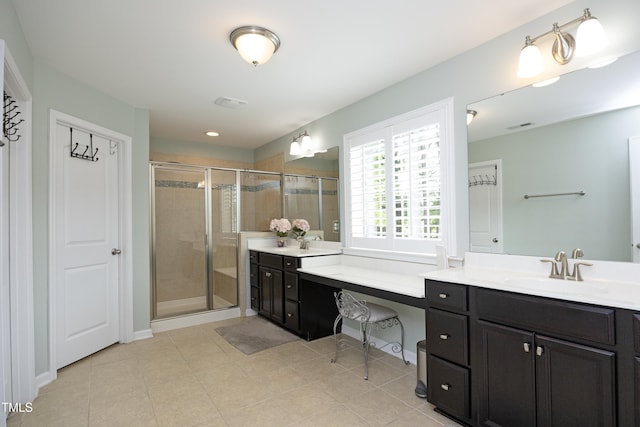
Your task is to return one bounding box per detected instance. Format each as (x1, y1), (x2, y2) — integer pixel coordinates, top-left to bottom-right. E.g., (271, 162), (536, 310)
(48, 110), (133, 383)
(3, 44), (36, 405)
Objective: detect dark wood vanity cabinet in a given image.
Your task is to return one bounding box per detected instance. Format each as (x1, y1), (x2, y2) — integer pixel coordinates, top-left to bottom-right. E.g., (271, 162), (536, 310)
(425, 279), (634, 427)
(250, 250), (337, 340)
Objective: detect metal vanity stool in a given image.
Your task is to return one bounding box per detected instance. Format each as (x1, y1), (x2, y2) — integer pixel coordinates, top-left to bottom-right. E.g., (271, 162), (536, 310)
(330, 291), (408, 379)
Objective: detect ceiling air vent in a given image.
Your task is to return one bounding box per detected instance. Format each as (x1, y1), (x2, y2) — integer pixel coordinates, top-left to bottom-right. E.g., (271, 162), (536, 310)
(506, 122), (533, 130)
(214, 96), (248, 110)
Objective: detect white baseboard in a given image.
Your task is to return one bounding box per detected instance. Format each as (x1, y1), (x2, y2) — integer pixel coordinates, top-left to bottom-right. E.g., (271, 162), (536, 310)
(35, 371), (55, 394)
(150, 307), (241, 333)
(341, 325), (417, 365)
(132, 329), (153, 341)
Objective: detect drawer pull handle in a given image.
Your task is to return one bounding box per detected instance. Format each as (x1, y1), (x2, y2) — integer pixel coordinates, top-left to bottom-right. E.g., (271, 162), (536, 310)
(439, 334), (450, 340)
(438, 293), (449, 299)
(441, 383), (451, 391)
(536, 346), (544, 356)
(523, 343), (530, 353)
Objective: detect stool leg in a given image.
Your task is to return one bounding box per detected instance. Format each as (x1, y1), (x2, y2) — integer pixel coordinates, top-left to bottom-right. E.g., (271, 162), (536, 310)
(361, 321), (372, 380)
(330, 314), (342, 364)
(396, 317), (408, 365)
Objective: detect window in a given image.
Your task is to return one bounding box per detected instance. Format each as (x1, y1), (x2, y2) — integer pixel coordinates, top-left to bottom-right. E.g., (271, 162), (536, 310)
(344, 98), (455, 257)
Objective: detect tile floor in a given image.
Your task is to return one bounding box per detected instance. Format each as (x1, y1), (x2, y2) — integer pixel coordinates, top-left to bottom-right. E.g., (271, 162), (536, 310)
(6, 316), (463, 427)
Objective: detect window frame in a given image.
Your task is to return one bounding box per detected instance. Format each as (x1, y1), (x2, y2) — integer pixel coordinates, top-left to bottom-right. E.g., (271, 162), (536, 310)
(342, 98), (456, 261)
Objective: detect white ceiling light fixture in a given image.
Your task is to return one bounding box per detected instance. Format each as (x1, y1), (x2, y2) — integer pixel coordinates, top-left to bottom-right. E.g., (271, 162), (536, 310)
(230, 26), (281, 66)
(517, 8), (608, 79)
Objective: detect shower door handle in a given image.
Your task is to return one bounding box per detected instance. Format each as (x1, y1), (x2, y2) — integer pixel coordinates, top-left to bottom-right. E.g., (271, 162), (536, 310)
(111, 248), (122, 255)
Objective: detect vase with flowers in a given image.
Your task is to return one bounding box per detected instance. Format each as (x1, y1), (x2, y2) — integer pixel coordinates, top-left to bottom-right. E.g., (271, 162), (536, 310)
(269, 218), (291, 247)
(291, 219), (310, 249)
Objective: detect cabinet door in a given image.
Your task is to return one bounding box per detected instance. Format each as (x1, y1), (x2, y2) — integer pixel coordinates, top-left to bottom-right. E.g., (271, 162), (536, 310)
(271, 269), (284, 322)
(478, 321), (536, 427)
(535, 335), (615, 427)
(259, 267), (272, 316)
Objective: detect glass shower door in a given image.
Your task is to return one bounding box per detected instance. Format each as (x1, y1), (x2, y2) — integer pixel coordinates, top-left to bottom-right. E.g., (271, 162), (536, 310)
(209, 169), (238, 309)
(152, 166), (208, 318)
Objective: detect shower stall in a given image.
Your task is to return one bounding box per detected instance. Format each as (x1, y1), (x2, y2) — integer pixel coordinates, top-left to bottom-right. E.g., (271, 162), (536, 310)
(150, 164), (239, 319)
(150, 162), (339, 320)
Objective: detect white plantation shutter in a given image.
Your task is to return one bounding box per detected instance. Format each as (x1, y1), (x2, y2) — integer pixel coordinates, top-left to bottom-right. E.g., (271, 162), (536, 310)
(344, 99), (453, 255)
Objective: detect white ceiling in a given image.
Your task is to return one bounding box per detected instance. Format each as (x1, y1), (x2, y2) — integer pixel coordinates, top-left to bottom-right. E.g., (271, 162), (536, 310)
(11, 0), (573, 149)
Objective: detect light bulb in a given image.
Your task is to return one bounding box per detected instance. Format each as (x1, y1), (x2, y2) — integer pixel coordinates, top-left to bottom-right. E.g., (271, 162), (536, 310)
(518, 43), (544, 78)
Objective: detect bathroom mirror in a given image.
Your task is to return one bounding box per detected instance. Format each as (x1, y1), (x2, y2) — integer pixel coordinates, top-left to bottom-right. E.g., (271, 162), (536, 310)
(285, 147), (340, 241)
(467, 50), (640, 261)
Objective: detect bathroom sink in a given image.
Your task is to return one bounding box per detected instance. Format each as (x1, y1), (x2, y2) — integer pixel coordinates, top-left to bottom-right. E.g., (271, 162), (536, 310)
(503, 277), (608, 295)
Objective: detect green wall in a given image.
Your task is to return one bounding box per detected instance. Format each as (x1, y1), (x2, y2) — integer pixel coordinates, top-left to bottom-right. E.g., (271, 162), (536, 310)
(151, 137), (254, 163)
(469, 106), (640, 261)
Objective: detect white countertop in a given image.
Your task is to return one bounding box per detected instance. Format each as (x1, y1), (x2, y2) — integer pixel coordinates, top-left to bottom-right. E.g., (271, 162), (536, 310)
(423, 267), (640, 311)
(251, 246), (342, 257)
(298, 264), (425, 299)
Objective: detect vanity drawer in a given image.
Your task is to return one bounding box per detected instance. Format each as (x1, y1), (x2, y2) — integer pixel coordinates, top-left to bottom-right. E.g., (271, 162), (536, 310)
(284, 256), (300, 272)
(633, 314), (640, 353)
(284, 272), (299, 301)
(285, 300), (300, 331)
(426, 280), (468, 312)
(427, 308), (468, 366)
(259, 252), (283, 269)
(427, 355), (470, 421)
(476, 288), (616, 346)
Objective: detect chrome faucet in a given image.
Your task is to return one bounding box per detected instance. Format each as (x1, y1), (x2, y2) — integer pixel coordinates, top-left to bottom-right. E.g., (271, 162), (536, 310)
(567, 248), (593, 281)
(541, 249), (592, 281)
(554, 251), (569, 279)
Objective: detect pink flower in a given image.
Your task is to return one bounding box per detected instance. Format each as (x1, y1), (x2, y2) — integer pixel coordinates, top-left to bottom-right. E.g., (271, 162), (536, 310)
(291, 219), (310, 237)
(269, 218), (291, 237)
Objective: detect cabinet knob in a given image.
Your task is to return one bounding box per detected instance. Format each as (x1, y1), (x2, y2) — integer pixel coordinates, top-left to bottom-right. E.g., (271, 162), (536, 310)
(438, 293), (449, 299)
(287, 285), (292, 289)
(523, 343), (530, 353)
(286, 262), (292, 266)
(439, 334), (450, 340)
(265, 272), (271, 278)
(287, 313), (293, 318)
(536, 346), (544, 356)
(440, 383), (451, 391)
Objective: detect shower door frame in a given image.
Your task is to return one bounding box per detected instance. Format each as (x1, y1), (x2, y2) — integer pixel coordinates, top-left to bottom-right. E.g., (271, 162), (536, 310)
(150, 163), (240, 320)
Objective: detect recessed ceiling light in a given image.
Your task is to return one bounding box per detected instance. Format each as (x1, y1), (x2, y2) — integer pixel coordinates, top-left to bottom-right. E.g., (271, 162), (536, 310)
(205, 131), (220, 137)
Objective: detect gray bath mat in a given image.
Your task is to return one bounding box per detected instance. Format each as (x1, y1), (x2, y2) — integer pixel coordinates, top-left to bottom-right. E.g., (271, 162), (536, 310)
(215, 316), (299, 355)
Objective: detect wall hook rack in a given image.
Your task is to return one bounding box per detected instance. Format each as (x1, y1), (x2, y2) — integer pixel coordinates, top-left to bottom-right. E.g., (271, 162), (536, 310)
(69, 128), (99, 162)
(468, 174), (497, 187)
(3, 91), (24, 146)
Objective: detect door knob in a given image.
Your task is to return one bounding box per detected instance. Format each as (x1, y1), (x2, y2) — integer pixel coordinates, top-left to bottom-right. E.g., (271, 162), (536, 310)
(636, 243), (640, 249)
(111, 248), (122, 255)
(492, 238), (499, 243)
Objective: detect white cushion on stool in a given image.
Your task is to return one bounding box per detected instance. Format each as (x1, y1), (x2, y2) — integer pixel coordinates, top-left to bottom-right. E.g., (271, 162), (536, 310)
(364, 302), (398, 323)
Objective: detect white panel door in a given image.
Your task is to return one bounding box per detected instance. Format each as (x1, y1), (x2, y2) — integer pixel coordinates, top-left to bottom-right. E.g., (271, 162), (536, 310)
(469, 160), (503, 253)
(55, 124), (119, 368)
(631, 137), (640, 263)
